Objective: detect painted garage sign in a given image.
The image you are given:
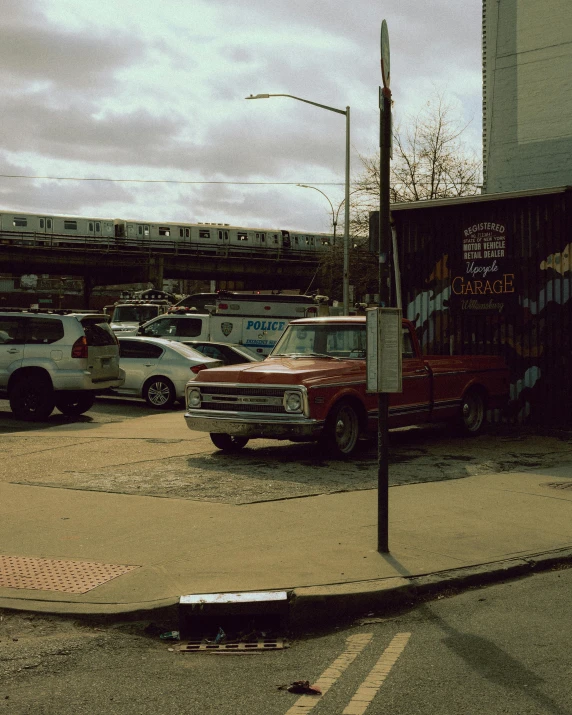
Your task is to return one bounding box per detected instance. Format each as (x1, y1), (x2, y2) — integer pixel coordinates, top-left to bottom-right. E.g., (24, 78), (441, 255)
(450, 222), (515, 313)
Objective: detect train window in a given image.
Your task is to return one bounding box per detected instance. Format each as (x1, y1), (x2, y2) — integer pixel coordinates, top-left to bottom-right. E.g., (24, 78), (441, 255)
(159, 226), (171, 236)
(179, 228), (183, 238)
(295, 236), (299, 244)
(95, 222), (100, 231)
(185, 228), (190, 238)
(238, 232), (248, 241)
(138, 226), (143, 236)
(273, 234), (279, 244)
(199, 230), (210, 239)
(89, 222), (94, 231)
(47, 219), (52, 230)
(13, 217), (27, 227)
(64, 220), (77, 230)
(39, 219), (44, 229)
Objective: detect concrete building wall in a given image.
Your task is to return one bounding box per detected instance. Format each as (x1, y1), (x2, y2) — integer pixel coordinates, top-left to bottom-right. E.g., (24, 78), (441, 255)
(483, 0), (572, 193)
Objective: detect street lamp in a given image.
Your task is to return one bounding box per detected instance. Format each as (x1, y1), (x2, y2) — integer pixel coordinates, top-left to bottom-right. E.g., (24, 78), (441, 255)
(246, 93), (351, 314)
(296, 184), (341, 246)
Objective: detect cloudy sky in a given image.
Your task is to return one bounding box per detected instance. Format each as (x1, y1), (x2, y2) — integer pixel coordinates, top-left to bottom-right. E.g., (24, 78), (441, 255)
(0, 0), (482, 234)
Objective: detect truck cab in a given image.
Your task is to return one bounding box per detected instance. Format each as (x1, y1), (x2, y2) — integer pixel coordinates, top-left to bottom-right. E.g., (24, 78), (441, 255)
(110, 300), (171, 336)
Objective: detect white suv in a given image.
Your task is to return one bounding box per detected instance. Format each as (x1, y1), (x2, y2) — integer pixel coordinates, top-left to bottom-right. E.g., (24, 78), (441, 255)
(0, 310), (124, 420)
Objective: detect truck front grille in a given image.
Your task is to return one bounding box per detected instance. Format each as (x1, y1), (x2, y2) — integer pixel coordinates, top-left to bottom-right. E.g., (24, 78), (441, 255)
(197, 385), (291, 414)
(202, 402), (284, 414)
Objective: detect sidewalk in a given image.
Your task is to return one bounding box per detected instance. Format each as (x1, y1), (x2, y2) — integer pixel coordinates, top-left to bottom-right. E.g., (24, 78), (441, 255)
(1, 413), (572, 626)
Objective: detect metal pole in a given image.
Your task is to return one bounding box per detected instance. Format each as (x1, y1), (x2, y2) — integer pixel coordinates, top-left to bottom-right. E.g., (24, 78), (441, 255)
(343, 107), (351, 315)
(377, 87), (392, 554)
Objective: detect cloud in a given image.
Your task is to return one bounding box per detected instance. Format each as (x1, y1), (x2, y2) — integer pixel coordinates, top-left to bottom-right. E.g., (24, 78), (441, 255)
(0, 0), (484, 233)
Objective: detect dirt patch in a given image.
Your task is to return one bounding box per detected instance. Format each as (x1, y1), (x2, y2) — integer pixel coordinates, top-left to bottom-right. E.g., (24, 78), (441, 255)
(13, 426), (572, 504)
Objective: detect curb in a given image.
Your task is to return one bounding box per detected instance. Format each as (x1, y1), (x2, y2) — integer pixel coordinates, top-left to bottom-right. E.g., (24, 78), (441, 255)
(1, 547), (571, 633)
(288, 546), (572, 631)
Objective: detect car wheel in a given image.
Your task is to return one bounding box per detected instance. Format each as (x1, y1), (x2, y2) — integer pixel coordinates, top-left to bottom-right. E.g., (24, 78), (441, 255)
(210, 433), (249, 452)
(10, 376), (55, 421)
(55, 393), (95, 416)
(143, 377), (176, 408)
(319, 400), (361, 458)
(458, 388), (486, 435)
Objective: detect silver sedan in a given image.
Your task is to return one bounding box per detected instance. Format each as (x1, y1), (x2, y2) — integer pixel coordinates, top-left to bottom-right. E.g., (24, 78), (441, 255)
(112, 337), (222, 408)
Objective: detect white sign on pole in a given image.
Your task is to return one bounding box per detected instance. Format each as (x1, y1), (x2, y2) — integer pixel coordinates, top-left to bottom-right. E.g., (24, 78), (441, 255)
(366, 307), (402, 393)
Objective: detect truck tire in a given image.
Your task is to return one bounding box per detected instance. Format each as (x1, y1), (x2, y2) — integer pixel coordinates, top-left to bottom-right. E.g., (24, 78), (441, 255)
(143, 377), (176, 409)
(319, 400), (361, 458)
(210, 433), (249, 452)
(55, 393), (96, 416)
(10, 376), (55, 421)
(458, 388), (486, 435)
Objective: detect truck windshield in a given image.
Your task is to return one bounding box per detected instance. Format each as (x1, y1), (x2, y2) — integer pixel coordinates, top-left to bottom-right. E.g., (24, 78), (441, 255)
(271, 324), (367, 359)
(112, 306), (159, 323)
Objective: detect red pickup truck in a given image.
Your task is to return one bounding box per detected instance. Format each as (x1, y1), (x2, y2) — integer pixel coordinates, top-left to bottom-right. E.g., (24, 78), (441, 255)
(184, 317), (509, 458)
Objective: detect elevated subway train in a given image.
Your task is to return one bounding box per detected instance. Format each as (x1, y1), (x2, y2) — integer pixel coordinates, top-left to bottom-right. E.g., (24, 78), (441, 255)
(0, 211), (334, 258)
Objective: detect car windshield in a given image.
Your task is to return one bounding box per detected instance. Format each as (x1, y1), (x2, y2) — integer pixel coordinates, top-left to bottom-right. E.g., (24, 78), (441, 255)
(271, 324), (366, 359)
(112, 306), (160, 323)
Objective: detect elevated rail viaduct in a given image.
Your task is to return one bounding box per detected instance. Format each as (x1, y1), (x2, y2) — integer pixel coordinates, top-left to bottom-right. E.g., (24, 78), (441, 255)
(0, 235), (320, 305)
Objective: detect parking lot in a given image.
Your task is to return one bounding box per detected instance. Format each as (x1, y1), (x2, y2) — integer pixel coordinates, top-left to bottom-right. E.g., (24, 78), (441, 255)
(2, 396), (572, 505)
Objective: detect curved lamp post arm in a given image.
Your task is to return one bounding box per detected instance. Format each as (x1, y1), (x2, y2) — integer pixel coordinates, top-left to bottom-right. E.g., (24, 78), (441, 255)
(246, 94), (347, 117)
(246, 92), (351, 314)
(297, 184), (337, 246)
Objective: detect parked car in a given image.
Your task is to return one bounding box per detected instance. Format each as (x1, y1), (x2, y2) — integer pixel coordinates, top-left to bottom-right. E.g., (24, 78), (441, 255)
(0, 309), (124, 420)
(111, 337), (222, 408)
(181, 341), (264, 365)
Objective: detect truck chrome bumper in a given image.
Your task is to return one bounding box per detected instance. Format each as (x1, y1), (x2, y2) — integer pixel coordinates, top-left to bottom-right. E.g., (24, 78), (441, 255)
(184, 411), (323, 440)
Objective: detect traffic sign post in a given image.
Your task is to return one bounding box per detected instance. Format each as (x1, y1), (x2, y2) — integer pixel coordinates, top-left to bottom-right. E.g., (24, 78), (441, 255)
(377, 19), (394, 554)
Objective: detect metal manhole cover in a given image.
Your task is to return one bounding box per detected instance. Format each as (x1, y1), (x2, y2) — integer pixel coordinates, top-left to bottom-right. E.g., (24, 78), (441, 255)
(180, 638), (289, 653)
(0, 555), (139, 594)
(544, 482), (572, 491)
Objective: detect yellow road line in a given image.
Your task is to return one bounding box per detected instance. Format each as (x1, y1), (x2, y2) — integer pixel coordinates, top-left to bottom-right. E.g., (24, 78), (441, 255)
(342, 632), (412, 715)
(284, 633), (373, 715)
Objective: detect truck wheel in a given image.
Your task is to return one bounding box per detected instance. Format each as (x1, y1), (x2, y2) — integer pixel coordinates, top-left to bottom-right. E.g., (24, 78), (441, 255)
(10, 376), (55, 421)
(458, 389), (486, 435)
(210, 433), (249, 452)
(143, 377), (176, 408)
(55, 393), (95, 416)
(320, 400), (360, 458)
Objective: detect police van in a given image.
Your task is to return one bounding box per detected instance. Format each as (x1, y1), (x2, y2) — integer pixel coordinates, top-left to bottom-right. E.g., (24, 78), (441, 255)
(137, 292), (328, 355)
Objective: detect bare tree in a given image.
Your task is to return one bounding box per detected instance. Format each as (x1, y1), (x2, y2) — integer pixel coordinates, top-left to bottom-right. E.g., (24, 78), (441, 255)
(350, 93), (482, 238)
(316, 94), (482, 304)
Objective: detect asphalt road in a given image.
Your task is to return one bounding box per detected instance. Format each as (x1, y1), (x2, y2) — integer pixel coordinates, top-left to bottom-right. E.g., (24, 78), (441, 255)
(2, 565), (571, 714)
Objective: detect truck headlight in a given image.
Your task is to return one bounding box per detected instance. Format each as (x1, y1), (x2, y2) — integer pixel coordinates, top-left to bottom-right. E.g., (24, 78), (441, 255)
(284, 391), (302, 413)
(187, 388), (201, 408)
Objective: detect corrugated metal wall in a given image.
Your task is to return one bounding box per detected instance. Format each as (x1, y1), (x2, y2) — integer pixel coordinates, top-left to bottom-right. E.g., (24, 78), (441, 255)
(389, 188), (572, 427)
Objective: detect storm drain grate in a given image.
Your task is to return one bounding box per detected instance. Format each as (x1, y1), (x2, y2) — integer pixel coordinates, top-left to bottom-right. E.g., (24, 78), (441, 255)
(179, 638), (289, 653)
(0, 555), (139, 594)
(544, 482), (572, 491)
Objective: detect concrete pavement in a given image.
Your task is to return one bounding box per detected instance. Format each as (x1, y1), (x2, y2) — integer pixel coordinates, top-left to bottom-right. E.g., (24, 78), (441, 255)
(1, 411), (572, 628)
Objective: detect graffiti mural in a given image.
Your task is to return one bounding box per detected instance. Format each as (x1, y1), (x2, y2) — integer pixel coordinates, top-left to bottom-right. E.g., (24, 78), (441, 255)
(389, 188), (572, 427)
